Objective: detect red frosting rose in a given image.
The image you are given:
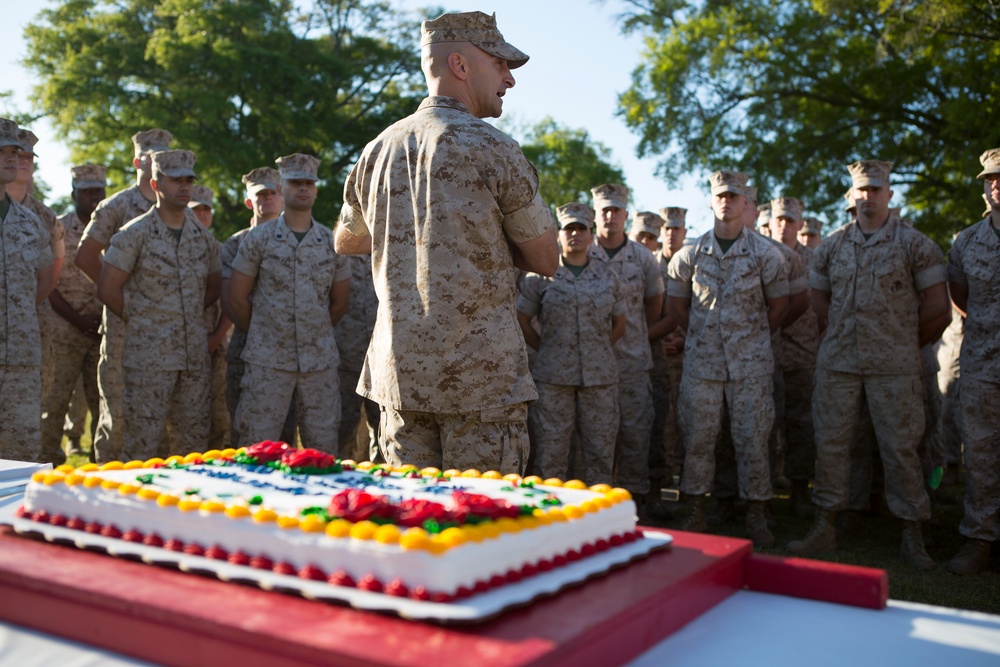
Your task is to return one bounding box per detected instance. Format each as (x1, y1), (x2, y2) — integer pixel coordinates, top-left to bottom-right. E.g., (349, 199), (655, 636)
(451, 491), (519, 520)
(393, 498), (452, 528)
(244, 440), (291, 464)
(328, 489), (394, 522)
(282, 448), (336, 470)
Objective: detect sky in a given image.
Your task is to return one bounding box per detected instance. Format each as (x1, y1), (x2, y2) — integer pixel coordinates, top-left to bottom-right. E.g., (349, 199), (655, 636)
(1, 0), (716, 235)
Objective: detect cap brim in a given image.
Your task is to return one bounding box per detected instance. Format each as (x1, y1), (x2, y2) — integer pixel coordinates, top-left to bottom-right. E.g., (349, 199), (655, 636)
(711, 185), (743, 196)
(73, 180), (107, 190)
(594, 197), (627, 210)
(976, 167), (1000, 179)
(247, 183), (279, 196)
(280, 171), (318, 181)
(851, 177), (889, 189)
(559, 219), (590, 230)
(475, 40), (529, 69)
(0, 138), (22, 149)
(187, 200), (212, 209)
(156, 168), (197, 178)
(663, 221), (685, 229)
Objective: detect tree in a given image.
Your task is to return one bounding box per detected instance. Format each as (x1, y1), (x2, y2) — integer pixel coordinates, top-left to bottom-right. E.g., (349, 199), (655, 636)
(617, 0), (1000, 243)
(518, 117), (628, 212)
(21, 0), (427, 238)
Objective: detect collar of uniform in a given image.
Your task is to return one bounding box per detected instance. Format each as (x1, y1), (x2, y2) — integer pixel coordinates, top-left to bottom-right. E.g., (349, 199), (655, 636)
(589, 237), (631, 262)
(557, 255), (590, 278)
(698, 227), (750, 257)
(971, 215), (1000, 249)
(151, 207), (198, 238)
(273, 214), (319, 243)
(847, 215), (898, 246)
(419, 96), (472, 114)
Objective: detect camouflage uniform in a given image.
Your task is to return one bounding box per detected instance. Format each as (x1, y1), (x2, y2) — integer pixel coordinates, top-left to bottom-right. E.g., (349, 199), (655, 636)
(947, 217), (1000, 541)
(810, 216), (945, 520)
(518, 258), (626, 484)
(25, 194), (65, 402)
(39, 211), (101, 461)
(204, 296), (230, 450)
(0, 198), (53, 460)
(232, 215), (349, 453)
(334, 254), (380, 461)
(588, 239), (664, 495)
(82, 185), (155, 460)
(103, 207), (220, 460)
(668, 228), (789, 501)
(340, 96), (551, 473)
(655, 250), (685, 478)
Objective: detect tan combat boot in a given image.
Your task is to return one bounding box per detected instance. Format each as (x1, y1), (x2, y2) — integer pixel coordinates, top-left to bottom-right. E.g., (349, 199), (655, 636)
(786, 509), (837, 555)
(680, 494), (708, 532)
(900, 521), (935, 570)
(946, 539), (990, 575)
(789, 480), (814, 519)
(746, 501), (775, 548)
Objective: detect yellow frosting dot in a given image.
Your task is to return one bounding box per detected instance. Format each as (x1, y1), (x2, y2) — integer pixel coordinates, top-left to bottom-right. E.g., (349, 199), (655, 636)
(547, 508), (568, 522)
(143, 458), (165, 467)
(325, 519), (352, 538)
(420, 467), (442, 477)
(495, 517), (520, 533)
(225, 505), (251, 519)
(299, 515), (327, 533)
(543, 477), (564, 487)
(462, 524), (485, 542)
(137, 487), (161, 501)
(399, 527), (431, 550)
(460, 469), (482, 478)
(518, 516), (541, 530)
(100, 479), (121, 490)
(276, 515), (300, 529)
(350, 520), (378, 540)
(75, 463), (99, 473)
(220, 448), (237, 458)
(164, 456), (185, 465)
(564, 505), (585, 520)
(479, 522), (502, 539)
(117, 483), (141, 495)
(99, 461), (124, 471)
(31, 471), (48, 483)
(182, 452), (204, 464)
(54, 464), (75, 474)
(156, 494), (180, 507)
(355, 461), (375, 471)
(502, 473), (523, 484)
(532, 508), (554, 524)
(252, 508), (277, 523)
(123, 460), (146, 470)
(201, 449), (223, 461)
(373, 524), (402, 544)
(589, 483), (613, 494)
(564, 479), (587, 490)
(177, 498), (201, 512)
(393, 464), (418, 474)
(442, 469), (461, 478)
(579, 500), (599, 514)
(481, 470), (503, 480)
(65, 473), (86, 486)
(439, 526), (467, 547)
(83, 476), (103, 488)
(339, 459), (357, 468)
(42, 473), (64, 486)
(593, 497), (612, 510)
(200, 500), (226, 513)
(522, 475), (543, 486)
(606, 488), (633, 504)
(426, 538), (449, 555)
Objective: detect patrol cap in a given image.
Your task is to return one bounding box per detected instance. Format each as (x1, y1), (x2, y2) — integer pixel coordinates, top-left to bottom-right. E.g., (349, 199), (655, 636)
(976, 148), (1000, 179)
(632, 211), (664, 236)
(742, 184), (758, 205)
(242, 167), (281, 197)
(17, 129), (39, 157)
(132, 129), (174, 157)
(71, 164), (108, 190)
(843, 188), (857, 213)
(151, 149), (197, 179)
(771, 196), (804, 222)
(709, 170), (749, 196)
(591, 183), (629, 210)
(659, 207), (687, 229)
(421, 11), (529, 69)
(0, 118), (19, 149)
(847, 160), (892, 189)
(756, 204), (771, 229)
(276, 153), (320, 181)
(802, 217), (823, 236)
(556, 202), (595, 229)
(188, 184), (214, 208)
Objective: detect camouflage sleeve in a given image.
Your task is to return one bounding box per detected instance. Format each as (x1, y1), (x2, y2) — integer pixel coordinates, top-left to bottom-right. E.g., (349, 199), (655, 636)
(231, 228), (263, 278)
(102, 224), (142, 275)
(641, 246), (666, 298)
(339, 161), (370, 238)
(516, 273), (542, 316)
(332, 250), (352, 283)
(611, 271), (627, 318)
(786, 247), (807, 296)
(946, 231), (969, 285)
(910, 231), (947, 292)
(35, 233), (54, 269)
(502, 192), (554, 244)
(220, 234), (241, 280)
(207, 237), (222, 274)
(761, 243), (791, 300)
(82, 199), (117, 247)
(666, 246), (694, 298)
(809, 237), (832, 292)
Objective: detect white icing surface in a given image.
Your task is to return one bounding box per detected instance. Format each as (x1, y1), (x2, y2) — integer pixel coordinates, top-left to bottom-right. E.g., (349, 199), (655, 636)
(24, 464), (637, 595)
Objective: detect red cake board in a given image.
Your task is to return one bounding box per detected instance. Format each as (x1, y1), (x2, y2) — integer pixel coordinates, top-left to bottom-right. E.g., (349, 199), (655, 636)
(0, 525), (885, 667)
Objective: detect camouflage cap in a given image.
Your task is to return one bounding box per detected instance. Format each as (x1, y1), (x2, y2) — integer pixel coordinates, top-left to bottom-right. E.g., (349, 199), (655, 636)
(742, 184), (758, 204)
(843, 188), (857, 213)
(709, 170), (749, 196)
(770, 196), (804, 222)
(659, 207), (687, 229)
(242, 167), (281, 197)
(556, 202), (595, 229)
(756, 204), (772, 229)
(151, 149), (197, 179)
(276, 153), (320, 181)
(132, 129), (174, 157)
(591, 183), (629, 211)
(847, 159), (892, 189)
(17, 129), (39, 157)
(421, 11), (529, 70)
(0, 118), (21, 149)
(188, 184), (214, 208)
(976, 148), (1000, 179)
(802, 216), (823, 235)
(71, 164), (108, 190)
(632, 211), (664, 236)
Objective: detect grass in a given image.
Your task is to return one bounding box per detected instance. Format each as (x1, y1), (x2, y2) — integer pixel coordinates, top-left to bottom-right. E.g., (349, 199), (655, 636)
(644, 476), (1000, 615)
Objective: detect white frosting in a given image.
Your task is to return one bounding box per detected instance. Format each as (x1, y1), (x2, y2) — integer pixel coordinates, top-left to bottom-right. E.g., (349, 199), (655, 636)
(25, 464), (637, 595)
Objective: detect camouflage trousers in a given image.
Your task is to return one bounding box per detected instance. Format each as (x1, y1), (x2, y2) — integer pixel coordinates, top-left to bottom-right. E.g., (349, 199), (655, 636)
(93, 312), (125, 462)
(123, 366), (210, 461)
(958, 377), (1000, 541)
(613, 371), (654, 495)
(226, 357), (297, 449)
(338, 368), (381, 462)
(378, 402), (529, 475)
(0, 365), (41, 461)
(782, 366), (816, 482)
(648, 346), (670, 480)
(663, 355), (684, 480)
(39, 334), (100, 463)
(207, 348), (230, 451)
(236, 363), (339, 454)
(64, 376), (90, 439)
(681, 374), (774, 501)
(528, 381), (618, 485)
(812, 370), (930, 521)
